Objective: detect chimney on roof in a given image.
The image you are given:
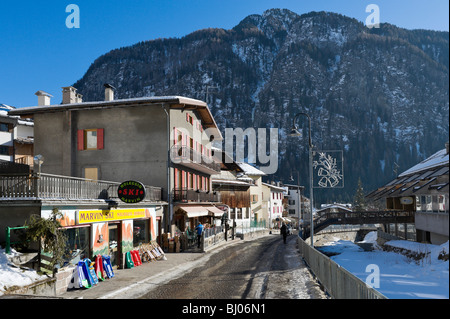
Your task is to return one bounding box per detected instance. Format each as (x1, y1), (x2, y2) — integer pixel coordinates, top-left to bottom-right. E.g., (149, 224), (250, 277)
(35, 90), (53, 106)
(104, 83), (115, 101)
(62, 86), (82, 104)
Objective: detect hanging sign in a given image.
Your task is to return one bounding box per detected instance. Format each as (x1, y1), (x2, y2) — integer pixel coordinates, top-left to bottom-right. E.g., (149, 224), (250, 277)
(118, 181), (146, 203)
(313, 150), (344, 188)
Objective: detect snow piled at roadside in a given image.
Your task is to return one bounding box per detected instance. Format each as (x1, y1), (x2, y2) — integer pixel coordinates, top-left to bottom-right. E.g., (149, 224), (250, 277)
(319, 232), (449, 299)
(0, 248), (48, 296)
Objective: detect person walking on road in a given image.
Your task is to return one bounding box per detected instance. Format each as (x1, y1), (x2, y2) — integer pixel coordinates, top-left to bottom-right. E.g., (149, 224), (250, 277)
(195, 222), (204, 248)
(280, 222), (288, 244)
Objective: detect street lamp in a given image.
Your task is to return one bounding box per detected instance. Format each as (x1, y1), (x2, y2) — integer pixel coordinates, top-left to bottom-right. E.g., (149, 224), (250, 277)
(289, 112), (315, 247)
(33, 154), (44, 197)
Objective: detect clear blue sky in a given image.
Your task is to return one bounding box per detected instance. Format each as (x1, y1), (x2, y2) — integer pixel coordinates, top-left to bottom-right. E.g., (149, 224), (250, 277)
(1, 0), (448, 108)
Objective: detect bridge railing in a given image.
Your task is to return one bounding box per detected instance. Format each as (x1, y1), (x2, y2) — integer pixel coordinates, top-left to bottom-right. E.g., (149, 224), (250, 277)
(297, 236), (387, 299)
(303, 210), (415, 238)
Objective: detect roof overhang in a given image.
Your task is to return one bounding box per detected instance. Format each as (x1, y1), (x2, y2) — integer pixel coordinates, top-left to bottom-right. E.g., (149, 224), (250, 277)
(8, 96), (223, 140)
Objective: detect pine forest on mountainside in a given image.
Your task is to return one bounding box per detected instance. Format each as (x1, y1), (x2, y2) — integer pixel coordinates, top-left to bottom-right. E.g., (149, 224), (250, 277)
(72, 9), (449, 204)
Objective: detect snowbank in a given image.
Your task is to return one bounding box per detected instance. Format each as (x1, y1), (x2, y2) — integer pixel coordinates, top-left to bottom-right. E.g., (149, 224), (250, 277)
(0, 247), (48, 296)
(318, 232), (449, 299)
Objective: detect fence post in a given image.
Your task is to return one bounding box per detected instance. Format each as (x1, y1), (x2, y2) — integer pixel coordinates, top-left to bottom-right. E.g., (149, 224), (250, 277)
(5, 227), (11, 254)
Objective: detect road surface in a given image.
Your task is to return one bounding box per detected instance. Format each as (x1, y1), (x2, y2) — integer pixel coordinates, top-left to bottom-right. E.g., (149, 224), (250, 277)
(140, 232), (327, 299)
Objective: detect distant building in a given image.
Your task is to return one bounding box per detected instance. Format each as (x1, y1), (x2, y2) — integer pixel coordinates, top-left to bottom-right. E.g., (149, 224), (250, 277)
(262, 182), (286, 229)
(236, 162), (267, 223)
(367, 142), (449, 245)
(210, 149), (252, 229)
(0, 103), (34, 167)
(284, 184), (305, 227)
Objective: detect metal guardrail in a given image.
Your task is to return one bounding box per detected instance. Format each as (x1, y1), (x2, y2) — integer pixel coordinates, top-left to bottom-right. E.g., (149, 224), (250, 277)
(0, 173), (162, 201)
(297, 236), (387, 299)
(5, 226), (28, 254)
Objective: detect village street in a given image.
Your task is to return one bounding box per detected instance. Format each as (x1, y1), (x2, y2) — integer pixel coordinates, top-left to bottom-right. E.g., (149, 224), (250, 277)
(139, 233), (327, 300)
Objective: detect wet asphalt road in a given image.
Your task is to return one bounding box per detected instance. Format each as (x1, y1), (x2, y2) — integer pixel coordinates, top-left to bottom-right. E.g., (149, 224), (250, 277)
(140, 233), (327, 299)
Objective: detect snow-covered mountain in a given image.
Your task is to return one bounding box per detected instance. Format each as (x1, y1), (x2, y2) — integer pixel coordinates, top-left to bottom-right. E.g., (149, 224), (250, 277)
(72, 9), (449, 203)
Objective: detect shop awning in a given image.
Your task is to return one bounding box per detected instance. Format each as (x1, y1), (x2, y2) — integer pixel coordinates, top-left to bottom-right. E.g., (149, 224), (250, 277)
(176, 205), (210, 218)
(207, 206), (226, 217)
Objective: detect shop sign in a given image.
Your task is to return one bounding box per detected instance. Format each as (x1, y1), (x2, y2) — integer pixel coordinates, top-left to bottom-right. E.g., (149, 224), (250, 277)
(118, 180), (146, 203)
(77, 208), (147, 224)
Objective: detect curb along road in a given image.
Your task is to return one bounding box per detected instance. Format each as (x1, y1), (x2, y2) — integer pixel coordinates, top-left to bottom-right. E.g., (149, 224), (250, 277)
(61, 230), (269, 299)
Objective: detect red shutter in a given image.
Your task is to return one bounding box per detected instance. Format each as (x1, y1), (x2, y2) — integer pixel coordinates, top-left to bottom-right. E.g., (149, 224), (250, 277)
(181, 170), (186, 189)
(187, 172), (191, 189)
(77, 130), (84, 150)
(174, 168), (179, 190)
(97, 128), (104, 150)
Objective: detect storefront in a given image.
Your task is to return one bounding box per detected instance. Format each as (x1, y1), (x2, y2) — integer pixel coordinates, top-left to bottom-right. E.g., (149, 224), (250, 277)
(42, 206), (160, 268)
(173, 204), (224, 232)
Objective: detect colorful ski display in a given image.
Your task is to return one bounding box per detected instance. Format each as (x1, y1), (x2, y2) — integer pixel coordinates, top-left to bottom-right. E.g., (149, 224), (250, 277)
(94, 255), (105, 281)
(68, 261), (90, 289)
(82, 258), (98, 286)
(102, 255), (115, 278)
(68, 242), (166, 291)
(131, 250), (142, 266)
(125, 251), (134, 269)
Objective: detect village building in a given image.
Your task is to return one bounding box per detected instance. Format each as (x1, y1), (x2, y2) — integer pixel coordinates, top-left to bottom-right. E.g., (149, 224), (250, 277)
(235, 162), (266, 224)
(262, 182), (286, 229)
(283, 183), (305, 228)
(366, 142), (449, 245)
(210, 149), (252, 230)
(2, 85), (223, 268)
(0, 103), (34, 167)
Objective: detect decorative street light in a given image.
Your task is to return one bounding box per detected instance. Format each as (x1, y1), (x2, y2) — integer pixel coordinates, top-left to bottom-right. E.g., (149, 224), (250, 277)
(289, 112), (315, 247)
(33, 154), (44, 198)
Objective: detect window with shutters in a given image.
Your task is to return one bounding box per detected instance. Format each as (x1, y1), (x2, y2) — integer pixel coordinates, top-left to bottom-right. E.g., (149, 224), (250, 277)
(77, 128), (104, 151)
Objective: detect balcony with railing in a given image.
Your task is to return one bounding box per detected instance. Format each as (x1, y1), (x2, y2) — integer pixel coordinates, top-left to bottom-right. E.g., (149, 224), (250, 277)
(170, 145), (221, 175)
(0, 173), (162, 202)
(173, 188), (221, 203)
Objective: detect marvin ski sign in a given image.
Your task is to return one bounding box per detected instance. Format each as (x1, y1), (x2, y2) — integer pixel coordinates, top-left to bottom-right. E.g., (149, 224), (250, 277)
(118, 181), (146, 203)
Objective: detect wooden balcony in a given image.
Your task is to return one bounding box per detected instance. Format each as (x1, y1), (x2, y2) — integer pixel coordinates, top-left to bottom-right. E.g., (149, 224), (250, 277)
(173, 188), (221, 203)
(170, 145), (221, 174)
(0, 173), (162, 202)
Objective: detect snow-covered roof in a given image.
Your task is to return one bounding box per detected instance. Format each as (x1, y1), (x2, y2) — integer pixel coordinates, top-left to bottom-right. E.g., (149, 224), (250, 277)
(0, 104), (34, 126)
(262, 182), (285, 192)
(399, 148), (449, 177)
(316, 204), (352, 213)
(236, 162), (266, 176)
(211, 179), (252, 187)
(0, 103), (14, 115)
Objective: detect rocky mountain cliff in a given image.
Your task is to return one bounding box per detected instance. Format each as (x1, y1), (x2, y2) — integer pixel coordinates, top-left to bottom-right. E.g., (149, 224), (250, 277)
(73, 9), (449, 204)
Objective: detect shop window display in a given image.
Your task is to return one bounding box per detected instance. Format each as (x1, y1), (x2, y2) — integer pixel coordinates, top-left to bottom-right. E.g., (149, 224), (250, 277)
(133, 219), (149, 246)
(64, 227), (90, 265)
